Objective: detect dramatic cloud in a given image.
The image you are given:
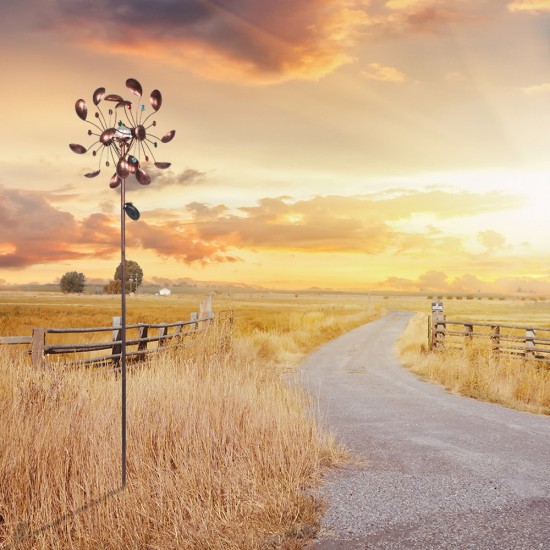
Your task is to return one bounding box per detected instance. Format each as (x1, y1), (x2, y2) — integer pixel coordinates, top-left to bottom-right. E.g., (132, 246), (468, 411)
(127, 220), (238, 265)
(361, 62), (406, 82)
(0, 186), (233, 269)
(185, 189), (521, 254)
(508, 1), (550, 13)
(368, 0), (483, 36)
(11, 0), (372, 84)
(0, 185), (524, 271)
(0, 0), (494, 83)
(0, 186), (85, 268)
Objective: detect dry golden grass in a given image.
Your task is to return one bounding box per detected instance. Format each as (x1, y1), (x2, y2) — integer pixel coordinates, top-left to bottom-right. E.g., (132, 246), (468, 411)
(397, 313), (550, 415)
(0, 293), (380, 549)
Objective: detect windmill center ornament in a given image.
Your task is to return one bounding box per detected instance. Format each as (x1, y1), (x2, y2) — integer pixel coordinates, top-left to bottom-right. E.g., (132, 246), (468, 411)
(70, 77), (175, 192)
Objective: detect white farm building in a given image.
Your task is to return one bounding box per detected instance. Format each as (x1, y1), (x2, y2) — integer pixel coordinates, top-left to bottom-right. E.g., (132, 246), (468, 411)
(158, 288), (171, 296)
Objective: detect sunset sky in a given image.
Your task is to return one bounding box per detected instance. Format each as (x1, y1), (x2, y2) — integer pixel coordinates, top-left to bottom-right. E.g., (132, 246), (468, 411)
(1, 0), (550, 292)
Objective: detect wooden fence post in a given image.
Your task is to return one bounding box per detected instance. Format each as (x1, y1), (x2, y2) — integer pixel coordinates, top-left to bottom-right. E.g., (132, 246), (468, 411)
(31, 328), (46, 368)
(112, 316), (122, 363)
(525, 328), (536, 359)
(428, 315), (433, 351)
(137, 324), (149, 352)
(491, 325), (500, 357)
(158, 325), (168, 347)
(190, 312), (199, 330)
(433, 312), (446, 349)
(464, 324), (473, 344)
(206, 293), (214, 320)
(199, 300), (206, 321)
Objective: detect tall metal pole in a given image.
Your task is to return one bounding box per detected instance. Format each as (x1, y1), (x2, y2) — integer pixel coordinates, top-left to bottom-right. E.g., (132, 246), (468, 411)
(120, 148), (127, 488)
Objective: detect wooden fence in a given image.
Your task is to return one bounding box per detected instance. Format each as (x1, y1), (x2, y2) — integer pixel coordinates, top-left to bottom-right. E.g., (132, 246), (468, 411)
(1, 299), (232, 368)
(431, 313), (550, 362)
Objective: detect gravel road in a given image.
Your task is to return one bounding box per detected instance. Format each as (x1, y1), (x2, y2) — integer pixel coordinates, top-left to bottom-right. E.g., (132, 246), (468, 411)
(299, 311), (550, 549)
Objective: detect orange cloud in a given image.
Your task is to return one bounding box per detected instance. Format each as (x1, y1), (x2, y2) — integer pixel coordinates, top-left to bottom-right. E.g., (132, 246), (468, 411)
(0, 186), (233, 269)
(361, 62), (406, 82)
(38, 0), (372, 84)
(0, 186), (523, 272)
(508, 1), (550, 13)
(185, 190), (520, 254)
(0, 186), (87, 268)
(367, 0), (481, 36)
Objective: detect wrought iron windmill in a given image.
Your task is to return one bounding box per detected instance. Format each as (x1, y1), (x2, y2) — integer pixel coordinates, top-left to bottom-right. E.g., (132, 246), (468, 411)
(70, 78), (175, 487)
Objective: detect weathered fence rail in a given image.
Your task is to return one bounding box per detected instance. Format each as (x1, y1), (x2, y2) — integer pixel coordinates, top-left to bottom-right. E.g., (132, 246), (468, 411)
(1, 296), (232, 368)
(431, 313), (550, 362)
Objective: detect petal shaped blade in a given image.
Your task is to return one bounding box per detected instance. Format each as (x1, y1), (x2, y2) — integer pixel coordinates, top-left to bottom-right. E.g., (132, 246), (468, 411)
(100, 128), (116, 145)
(110, 173), (122, 189)
(75, 99), (87, 121)
(93, 87), (106, 105)
(127, 155), (139, 174)
(154, 162), (171, 169)
(117, 157), (131, 178)
(105, 94), (124, 102)
(126, 78), (143, 97)
(84, 170), (100, 178)
(161, 130), (176, 143)
(150, 90), (162, 111)
(69, 143), (87, 154)
(136, 168), (151, 185)
(115, 100), (132, 109)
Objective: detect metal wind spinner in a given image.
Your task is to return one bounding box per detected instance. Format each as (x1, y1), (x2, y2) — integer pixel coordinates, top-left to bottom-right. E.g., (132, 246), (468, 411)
(68, 77), (175, 487)
(69, 77), (175, 190)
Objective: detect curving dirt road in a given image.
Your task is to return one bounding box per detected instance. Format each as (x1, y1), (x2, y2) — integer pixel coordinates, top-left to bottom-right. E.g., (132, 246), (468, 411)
(300, 311), (550, 549)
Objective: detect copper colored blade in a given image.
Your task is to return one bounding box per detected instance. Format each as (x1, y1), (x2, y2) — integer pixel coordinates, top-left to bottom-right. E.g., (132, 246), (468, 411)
(93, 87), (106, 105)
(116, 156), (130, 178)
(69, 143), (87, 154)
(116, 100), (132, 109)
(105, 94), (124, 102)
(84, 170), (100, 178)
(127, 155), (139, 174)
(150, 89), (162, 111)
(100, 128), (116, 145)
(75, 99), (87, 121)
(154, 162), (171, 169)
(110, 173), (122, 189)
(161, 130), (176, 143)
(136, 167), (151, 185)
(126, 78), (143, 97)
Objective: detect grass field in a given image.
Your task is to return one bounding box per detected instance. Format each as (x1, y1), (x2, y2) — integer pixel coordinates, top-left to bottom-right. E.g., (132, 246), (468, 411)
(0, 292), (380, 549)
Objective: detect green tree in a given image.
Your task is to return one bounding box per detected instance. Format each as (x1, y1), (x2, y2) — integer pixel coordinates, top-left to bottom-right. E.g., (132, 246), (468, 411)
(114, 260), (143, 293)
(60, 271), (86, 293)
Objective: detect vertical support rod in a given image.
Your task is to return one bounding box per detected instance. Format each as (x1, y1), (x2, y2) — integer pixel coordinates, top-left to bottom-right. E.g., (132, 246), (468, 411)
(121, 170), (127, 488)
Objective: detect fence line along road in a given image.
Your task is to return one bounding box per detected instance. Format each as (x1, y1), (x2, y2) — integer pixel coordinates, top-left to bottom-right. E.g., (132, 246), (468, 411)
(1, 296), (232, 368)
(430, 312), (550, 362)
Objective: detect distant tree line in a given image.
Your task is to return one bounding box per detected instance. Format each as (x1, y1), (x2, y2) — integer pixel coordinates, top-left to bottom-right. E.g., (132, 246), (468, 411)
(59, 260), (143, 295)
